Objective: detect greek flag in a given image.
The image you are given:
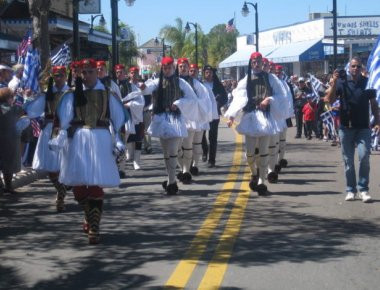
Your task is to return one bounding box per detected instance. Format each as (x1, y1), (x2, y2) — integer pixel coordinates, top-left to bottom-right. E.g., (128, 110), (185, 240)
(366, 35), (380, 105)
(308, 73), (323, 103)
(22, 47), (41, 93)
(321, 110), (336, 137)
(51, 43), (71, 66)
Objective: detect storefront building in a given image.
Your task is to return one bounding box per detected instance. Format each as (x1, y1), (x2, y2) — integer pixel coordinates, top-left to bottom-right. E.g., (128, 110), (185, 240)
(219, 14), (380, 80)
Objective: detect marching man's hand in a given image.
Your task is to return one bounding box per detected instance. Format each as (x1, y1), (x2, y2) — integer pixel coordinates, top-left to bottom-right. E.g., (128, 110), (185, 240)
(227, 117), (234, 128)
(259, 97), (271, 111)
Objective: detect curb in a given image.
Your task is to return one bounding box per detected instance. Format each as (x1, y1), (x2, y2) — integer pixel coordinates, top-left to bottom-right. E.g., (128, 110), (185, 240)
(12, 169), (47, 189)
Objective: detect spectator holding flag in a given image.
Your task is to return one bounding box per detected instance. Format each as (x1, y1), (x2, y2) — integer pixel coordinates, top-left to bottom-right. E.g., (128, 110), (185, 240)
(325, 56), (380, 203)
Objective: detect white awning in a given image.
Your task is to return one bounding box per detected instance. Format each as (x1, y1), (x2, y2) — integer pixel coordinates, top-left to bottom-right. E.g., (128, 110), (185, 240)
(219, 46), (276, 68)
(265, 39), (323, 63)
(219, 38), (324, 68)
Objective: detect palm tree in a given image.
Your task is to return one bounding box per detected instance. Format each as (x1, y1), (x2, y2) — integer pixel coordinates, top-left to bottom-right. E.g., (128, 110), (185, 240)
(159, 18), (187, 58)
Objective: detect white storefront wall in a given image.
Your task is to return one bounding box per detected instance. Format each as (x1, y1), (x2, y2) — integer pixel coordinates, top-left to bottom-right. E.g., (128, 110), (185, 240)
(220, 15), (380, 78)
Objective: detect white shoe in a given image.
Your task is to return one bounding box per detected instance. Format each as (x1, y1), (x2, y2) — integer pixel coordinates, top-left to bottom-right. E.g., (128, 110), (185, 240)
(345, 192), (355, 201)
(133, 150), (141, 170)
(358, 191), (372, 203)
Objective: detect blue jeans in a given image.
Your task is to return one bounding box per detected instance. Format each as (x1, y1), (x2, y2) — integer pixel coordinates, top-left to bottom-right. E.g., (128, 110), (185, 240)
(338, 128), (371, 193)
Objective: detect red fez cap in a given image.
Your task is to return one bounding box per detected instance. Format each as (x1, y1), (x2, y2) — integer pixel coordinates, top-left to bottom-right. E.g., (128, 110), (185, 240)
(161, 56), (174, 65)
(190, 63), (199, 70)
(262, 58), (269, 64)
(250, 52), (262, 60)
(114, 64), (125, 71)
(96, 60), (106, 68)
(275, 65), (283, 71)
(129, 66), (139, 73)
(70, 61), (80, 69)
(80, 58), (97, 69)
(52, 66), (66, 75)
(177, 58), (189, 65)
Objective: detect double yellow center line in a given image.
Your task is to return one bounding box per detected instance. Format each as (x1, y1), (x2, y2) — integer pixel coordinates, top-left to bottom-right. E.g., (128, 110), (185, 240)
(165, 129), (252, 289)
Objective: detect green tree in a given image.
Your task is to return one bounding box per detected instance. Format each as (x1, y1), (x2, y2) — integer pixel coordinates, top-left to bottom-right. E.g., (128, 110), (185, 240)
(182, 25), (208, 68)
(206, 24), (239, 67)
(118, 22), (139, 66)
(159, 18), (187, 58)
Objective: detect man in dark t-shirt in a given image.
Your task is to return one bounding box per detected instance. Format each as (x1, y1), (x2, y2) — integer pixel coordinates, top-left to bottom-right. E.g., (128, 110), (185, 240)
(326, 56), (380, 203)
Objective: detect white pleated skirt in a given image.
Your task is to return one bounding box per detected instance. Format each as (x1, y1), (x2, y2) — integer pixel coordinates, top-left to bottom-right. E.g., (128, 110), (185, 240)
(59, 128), (120, 187)
(236, 110), (279, 137)
(148, 112), (188, 139)
(32, 123), (61, 172)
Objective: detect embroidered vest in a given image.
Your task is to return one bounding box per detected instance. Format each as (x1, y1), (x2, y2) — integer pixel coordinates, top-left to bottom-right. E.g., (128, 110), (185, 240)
(153, 76), (183, 114)
(243, 72), (273, 113)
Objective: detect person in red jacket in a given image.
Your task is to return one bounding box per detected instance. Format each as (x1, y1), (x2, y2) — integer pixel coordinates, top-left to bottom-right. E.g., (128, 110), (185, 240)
(302, 95), (317, 140)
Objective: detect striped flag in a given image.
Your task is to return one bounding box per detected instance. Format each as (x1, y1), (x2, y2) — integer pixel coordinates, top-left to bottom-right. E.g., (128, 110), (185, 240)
(22, 47), (41, 93)
(225, 18), (235, 33)
(30, 118), (41, 137)
(17, 30), (32, 64)
(366, 35), (380, 105)
(308, 73), (323, 103)
(321, 110), (337, 137)
(51, 43), (71, 66)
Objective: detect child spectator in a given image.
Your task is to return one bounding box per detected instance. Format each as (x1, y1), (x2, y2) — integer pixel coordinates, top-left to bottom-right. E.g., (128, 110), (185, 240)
(302, 95), (317, 140)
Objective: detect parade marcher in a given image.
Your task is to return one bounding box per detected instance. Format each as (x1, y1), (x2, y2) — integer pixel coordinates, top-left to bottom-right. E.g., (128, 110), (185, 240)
(176, 58), (211, 182)
(114, 63), (132, 176)
(0, 87), (25, 194)
(8, 64), (24, 93)
(140, 56), (200, 195)
(225, 52), (287, 195)
(188, 63), (213, 174)
(294, 77), (311, 138)
(26, 66), (71, 212)
(142, 92), (153, 154)
(48, 58), (127, 244)
(201, 65), (228, 168)
(325, 56), (379, 203)
(96, 60), (122, 100)
(122, 66), (145, 170)
(67, 61), (81, 88)
(0, 64), (13, 88)
(263, 63), (291, 183)
(274, 65), (294, 171)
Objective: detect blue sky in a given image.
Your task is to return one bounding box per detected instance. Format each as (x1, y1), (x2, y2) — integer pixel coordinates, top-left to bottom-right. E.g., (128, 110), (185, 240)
(79, 0), (380, 45)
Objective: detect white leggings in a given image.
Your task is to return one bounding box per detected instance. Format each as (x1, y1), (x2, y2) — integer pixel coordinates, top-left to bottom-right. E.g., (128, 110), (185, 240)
(268, 134), (280, 173)
(192, 130), (204, 167)
(245, 135), (270, 185)
(178, 130), (195, 173)
(160, 137), (181, 185)
(279, 128), (287, 161)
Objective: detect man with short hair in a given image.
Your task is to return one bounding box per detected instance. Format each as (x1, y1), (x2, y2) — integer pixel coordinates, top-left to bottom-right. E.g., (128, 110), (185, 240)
(293, 77), (311, 138)
(325, 56), (379, 203)
(202, 65), (228, 168)
(8, 64), (24, 93)
(0, 64), (13, 88)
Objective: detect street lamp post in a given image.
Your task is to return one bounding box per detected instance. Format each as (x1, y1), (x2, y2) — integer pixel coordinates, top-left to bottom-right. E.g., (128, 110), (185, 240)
(110, 0), (135, 78)
(185, 21), (198, 65)
(241, 1), (259, 52)
(73, 0), (80, 59)
(89, 14), (106, 34)
(332, 0), (338, 68)
(155, 37), (167, 57)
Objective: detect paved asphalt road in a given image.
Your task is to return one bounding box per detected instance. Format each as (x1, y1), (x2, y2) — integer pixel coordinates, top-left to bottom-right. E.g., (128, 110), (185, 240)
(1, 122), (380, 290)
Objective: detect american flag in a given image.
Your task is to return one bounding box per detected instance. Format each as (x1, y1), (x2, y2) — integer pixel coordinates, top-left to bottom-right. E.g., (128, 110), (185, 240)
(51, 43), (71, 66)
(366, 34), (380, 105)
(321, 110), (337, 137)
(225, 18), (235, 33)
(17, 30), (32, 64)
(31, 118), (41, 137)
